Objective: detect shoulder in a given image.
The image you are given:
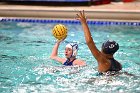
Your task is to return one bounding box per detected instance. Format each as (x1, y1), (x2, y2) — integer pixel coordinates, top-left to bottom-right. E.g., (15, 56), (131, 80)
(73, 59), (86, 66)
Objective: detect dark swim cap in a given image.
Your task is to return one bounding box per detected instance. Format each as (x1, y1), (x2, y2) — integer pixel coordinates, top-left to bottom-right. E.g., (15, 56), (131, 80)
(102, 40), (119, 54)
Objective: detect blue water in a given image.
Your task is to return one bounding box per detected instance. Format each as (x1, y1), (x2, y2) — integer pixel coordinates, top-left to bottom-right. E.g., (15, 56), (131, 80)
(0, 21), (140, 93)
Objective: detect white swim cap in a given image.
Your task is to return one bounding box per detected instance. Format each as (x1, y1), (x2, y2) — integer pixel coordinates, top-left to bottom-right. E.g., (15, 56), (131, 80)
(65, 43), (78, 58)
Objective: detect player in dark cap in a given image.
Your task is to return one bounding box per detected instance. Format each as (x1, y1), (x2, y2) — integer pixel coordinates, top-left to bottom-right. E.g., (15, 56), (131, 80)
(76, 10), (122, 74)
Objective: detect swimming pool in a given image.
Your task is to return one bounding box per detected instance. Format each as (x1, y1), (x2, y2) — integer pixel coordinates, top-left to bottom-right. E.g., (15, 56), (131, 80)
(0, 18), (140, 93)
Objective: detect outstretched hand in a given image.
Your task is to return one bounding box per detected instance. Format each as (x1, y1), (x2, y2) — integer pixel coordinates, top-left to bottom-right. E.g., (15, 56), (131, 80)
(76, 10), (87, 23)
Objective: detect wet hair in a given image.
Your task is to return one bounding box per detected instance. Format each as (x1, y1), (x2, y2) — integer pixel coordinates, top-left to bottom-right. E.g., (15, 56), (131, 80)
(102, 40), (119, 54)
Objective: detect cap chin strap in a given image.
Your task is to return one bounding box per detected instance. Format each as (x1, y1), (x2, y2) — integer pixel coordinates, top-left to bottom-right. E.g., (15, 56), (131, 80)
(69, 49), (77, 59)
(69, 51), (76, 59)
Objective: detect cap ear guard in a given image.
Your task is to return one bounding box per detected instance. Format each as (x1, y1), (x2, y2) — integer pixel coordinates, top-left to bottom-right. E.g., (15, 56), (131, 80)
(72, 43), (78, 57)
(73, 49), (78, 57)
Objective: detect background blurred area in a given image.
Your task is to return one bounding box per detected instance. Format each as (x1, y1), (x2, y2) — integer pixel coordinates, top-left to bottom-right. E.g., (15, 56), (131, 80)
(0, 0), (138, 6)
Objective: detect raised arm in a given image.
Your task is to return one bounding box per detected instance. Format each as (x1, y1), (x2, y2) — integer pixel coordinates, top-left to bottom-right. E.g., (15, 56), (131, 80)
(50, 40), (66, 64)
(76, 10), (110, 72)
(76, 10), (101, 60)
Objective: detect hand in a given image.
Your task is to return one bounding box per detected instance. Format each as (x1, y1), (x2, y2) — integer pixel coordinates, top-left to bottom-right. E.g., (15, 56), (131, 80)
(57, 35), (67, 44)
(76, 10), (87, 23)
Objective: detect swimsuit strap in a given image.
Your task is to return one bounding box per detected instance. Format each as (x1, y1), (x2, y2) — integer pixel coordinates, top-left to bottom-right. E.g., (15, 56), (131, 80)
(63, 58), (76, 66)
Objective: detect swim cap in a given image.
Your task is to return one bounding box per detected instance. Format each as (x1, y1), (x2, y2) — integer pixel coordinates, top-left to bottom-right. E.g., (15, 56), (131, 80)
(102, 40), (119, 54)
(65, 43), (78, 58)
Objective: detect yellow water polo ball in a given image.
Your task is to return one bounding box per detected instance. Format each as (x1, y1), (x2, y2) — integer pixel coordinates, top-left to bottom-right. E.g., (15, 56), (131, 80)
(52, 24), (68, 40)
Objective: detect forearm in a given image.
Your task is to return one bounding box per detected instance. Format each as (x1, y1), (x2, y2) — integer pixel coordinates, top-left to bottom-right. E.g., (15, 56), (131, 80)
(81, 21), (95, 45)
(50, 41), (60, 58)
(81, 20), (100, 58)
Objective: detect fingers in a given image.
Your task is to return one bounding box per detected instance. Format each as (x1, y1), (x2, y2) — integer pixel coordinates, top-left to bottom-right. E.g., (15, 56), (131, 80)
(75, 10), (86, 21)
(82, 10), (85, 17)
(78, 10), (86, 18)
(79, 10), (83, 16)
(76, 11), (83, 18)
(63, 35), (67, 40)
(75, 14), (80, 20)
(79, 10), (85, 16)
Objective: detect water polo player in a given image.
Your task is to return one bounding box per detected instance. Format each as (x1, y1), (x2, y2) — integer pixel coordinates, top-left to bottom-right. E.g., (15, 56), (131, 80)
(76, 10), (122, 73)
(50, 39), (86, 66)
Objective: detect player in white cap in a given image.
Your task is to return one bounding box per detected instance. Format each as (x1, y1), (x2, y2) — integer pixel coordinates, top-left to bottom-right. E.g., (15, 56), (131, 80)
(50, 39), (86, 66)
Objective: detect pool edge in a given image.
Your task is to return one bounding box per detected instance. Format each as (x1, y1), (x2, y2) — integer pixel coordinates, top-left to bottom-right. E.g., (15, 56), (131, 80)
(0, 1), (140, 21)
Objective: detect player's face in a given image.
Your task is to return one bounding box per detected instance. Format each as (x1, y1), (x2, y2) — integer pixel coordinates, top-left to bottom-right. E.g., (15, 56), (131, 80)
(65, 47), (73, 58)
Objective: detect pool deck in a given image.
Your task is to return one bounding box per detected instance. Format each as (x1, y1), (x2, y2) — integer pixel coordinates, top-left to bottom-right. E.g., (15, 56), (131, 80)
(0, 1), (140, 21)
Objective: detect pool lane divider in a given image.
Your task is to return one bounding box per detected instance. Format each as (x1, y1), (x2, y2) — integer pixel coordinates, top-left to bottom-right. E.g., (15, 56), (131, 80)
(0, 18), (140, 26)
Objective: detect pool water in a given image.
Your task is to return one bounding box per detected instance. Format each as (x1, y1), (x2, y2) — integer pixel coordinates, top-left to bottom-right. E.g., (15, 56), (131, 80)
(0, 20), (140, 93)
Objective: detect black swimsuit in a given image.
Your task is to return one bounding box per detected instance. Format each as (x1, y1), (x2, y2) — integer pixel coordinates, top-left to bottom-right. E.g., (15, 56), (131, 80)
(108, 58), (122, 72)
(98, 58), (122, 76)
